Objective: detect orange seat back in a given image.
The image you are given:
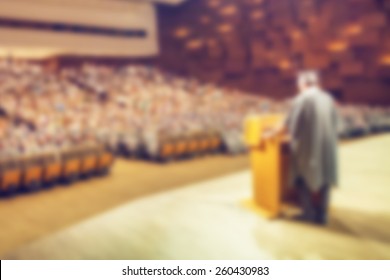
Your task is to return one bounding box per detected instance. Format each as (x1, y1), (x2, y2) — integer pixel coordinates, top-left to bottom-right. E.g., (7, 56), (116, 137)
(199, 138), (209, 151)
(63, 158), (81, 177)
(193, 139), (202, 152)
(210, 136), (221, 150)
(23, 165), (43, 185)
(205, 137), (214, 151)
(160, 142), (175, 158)
(175, 140), (187, 156)
(44, 162), (62, 182)
(187, 139), (198, 153)
(98, 152), (114, 169)
(82, 155), (98, 173)
(1, 169), (21, 191)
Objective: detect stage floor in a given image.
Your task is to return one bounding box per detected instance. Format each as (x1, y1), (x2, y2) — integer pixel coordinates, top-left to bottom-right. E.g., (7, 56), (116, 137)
(0, 154), (249, 256)
(3, 134), (390, 259)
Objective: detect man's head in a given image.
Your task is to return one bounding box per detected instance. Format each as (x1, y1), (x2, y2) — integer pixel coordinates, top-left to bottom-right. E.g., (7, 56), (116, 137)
(297, 70), (320, 92)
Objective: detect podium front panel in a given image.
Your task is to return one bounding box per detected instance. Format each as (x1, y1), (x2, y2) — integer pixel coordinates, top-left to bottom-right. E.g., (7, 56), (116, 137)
(244, 114), (286, 218)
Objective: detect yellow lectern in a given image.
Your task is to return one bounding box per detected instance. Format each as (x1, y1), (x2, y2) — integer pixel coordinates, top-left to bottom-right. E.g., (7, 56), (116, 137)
(243, 114), (295, 219)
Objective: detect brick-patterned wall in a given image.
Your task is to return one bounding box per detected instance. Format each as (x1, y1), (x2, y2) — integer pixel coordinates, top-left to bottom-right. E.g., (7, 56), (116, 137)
(157, 0), (390, 105)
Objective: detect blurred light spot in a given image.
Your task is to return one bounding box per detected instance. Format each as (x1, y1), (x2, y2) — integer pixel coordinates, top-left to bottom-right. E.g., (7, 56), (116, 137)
(250, 10), (264, 21)
(174, 27), (191, 39)
(220, 5), (238, 16)
(250, 0), (264, 4)
(186, 39), (204, 51)
(200, 15), (211, 25)
(327, 41), (348, 52)
(343, 24), (363, 36)
(208, 0), (221, 9)
(290, 30), (302, 40)
(380, 55), (390, 65)
(279, 59), (292, 70)
(217, 23), (234, 34)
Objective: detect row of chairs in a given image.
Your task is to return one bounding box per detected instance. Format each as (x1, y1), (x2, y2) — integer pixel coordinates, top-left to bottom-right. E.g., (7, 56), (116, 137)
(0, 145), (115, 196)
(338, 115), (390, 139)
(152, 133), (222, 161)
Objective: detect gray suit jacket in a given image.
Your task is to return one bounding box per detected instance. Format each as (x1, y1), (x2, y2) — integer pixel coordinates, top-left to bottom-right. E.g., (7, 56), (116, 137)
(286, 87), (338, 192)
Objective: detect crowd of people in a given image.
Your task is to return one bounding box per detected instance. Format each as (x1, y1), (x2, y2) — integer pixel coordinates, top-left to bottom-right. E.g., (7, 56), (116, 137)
(0, 59), (389, 163)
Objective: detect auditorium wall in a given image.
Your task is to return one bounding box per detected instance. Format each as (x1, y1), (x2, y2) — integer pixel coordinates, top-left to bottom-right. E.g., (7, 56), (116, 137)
(156, 0), (390, 105)
(0, 0), (159, 57)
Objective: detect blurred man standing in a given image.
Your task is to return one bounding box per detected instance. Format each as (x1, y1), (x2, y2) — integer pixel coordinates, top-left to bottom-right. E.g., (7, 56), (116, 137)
(267, 71), (338, 225)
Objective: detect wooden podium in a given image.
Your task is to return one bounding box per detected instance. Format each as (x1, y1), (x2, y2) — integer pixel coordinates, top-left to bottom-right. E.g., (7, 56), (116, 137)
(243, 114), (297, 219)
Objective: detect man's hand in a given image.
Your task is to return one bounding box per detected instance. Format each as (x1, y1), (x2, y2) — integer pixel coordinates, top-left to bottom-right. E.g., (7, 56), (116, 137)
(260, 121), (288, 145)
(261, 128), (277, 142)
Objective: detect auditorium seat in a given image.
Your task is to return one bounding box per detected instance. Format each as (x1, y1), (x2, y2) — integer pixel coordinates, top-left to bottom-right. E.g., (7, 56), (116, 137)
(191, 134), (204, 155)
(209, 133), (222, 152)
(186, 137), (199, 156)
(158, 139), (176, 162)
(0, 158), (22, 195)
(96, 149), (115, 175)
(61, 147), (82, 183)
(42, 153), (62, 186)
(197, 135), (208, 154)
(21, 155), (44, 192)
(174, 138), (188, 159)
(80, 145), (100, 178)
